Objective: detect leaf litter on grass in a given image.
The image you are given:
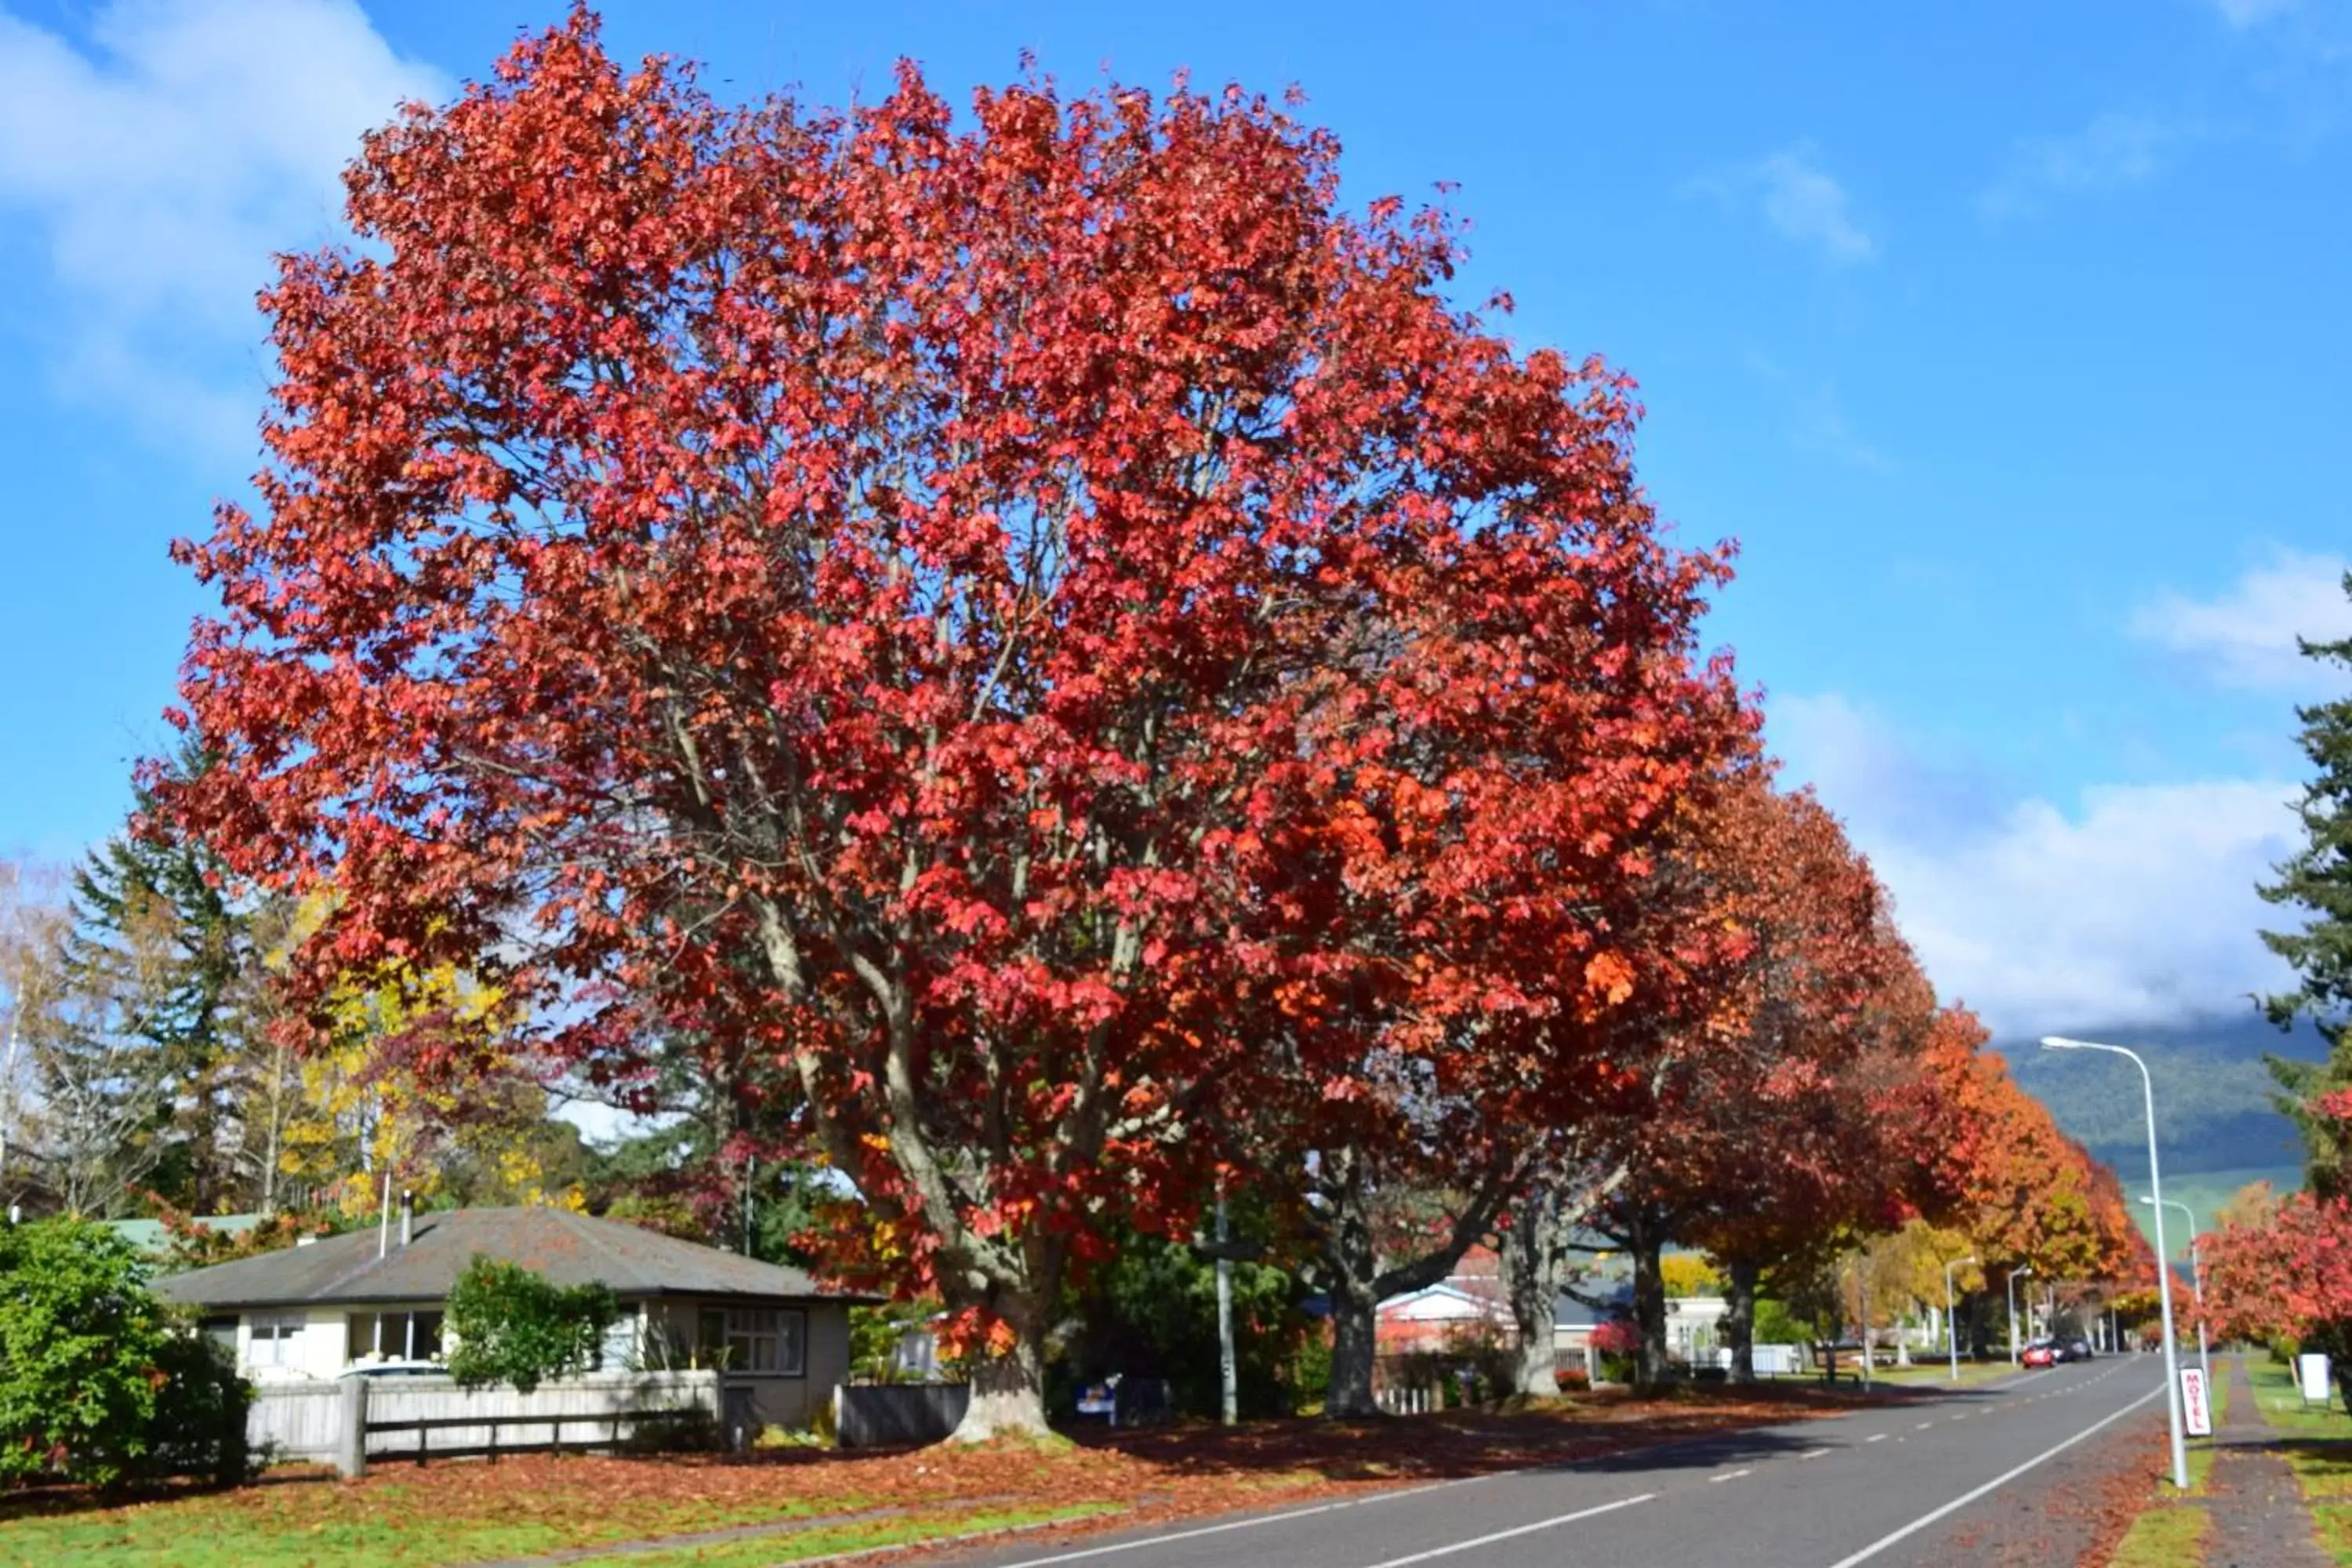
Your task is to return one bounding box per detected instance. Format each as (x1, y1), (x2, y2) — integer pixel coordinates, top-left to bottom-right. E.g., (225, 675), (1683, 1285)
(0, 1385), (1884, 1568)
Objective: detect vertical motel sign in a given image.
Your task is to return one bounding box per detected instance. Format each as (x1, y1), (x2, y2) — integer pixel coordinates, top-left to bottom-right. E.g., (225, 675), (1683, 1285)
(2180, 1367), (2212, 1439)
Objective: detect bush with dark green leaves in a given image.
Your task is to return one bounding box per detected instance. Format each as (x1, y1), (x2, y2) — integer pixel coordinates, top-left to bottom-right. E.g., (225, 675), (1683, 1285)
(445, 1254), (619, 1393)
(0, 1218), (249, 1489)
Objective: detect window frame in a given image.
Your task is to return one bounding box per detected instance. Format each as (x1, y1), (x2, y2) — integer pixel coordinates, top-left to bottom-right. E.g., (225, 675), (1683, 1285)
(694, 1304), (807, 1377)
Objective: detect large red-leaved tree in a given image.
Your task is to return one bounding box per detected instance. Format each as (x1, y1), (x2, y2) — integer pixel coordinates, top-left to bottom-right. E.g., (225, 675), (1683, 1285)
(164, 11), (1731, 1433)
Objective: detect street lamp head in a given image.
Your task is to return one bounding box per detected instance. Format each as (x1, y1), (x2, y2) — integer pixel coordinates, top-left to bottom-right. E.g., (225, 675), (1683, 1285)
(2041, 1036), (2092, 1051)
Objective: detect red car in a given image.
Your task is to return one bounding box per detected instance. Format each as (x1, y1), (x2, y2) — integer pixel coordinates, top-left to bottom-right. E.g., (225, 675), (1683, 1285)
(2021, 1342), (2057, 1368)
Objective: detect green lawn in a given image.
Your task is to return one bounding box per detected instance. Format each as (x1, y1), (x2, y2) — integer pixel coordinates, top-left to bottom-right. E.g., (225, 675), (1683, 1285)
(1870, 1359), (2026, 1388)
(2250, 1358), (2352, 1440)
(0, 1482), (847, 1568)
(0, 1489), (1120, 1568)
(2107, 1504), (2209, 1567)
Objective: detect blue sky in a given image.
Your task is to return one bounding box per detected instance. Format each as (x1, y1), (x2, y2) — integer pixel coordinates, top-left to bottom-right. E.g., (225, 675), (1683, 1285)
(0, 0), (2345, 1038)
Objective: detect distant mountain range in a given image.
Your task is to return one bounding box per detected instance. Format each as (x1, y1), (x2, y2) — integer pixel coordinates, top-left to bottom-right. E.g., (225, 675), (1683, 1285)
(2002, 1012), (2330, 1242)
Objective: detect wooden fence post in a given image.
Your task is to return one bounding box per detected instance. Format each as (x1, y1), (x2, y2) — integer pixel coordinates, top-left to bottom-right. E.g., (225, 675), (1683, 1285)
(336, 1375), (369, 1480)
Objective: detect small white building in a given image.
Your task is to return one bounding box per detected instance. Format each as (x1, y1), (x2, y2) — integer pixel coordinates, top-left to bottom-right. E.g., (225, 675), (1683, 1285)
(159, 1205), (877, 1430)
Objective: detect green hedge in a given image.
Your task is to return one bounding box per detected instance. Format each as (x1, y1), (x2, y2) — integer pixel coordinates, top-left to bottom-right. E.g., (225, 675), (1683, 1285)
(0, 1218), (249, 1489)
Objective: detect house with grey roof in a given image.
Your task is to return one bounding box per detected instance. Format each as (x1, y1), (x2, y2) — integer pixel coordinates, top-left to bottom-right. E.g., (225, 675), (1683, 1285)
(159, 1204), (878, 1430)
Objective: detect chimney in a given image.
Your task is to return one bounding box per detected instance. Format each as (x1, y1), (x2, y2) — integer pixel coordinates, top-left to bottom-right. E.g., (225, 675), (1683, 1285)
(399, 1190), (414, 1248)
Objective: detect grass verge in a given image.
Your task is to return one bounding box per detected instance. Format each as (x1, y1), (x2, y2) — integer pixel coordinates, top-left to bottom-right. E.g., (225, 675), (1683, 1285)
(558, 1504), (1123, 1568)
(2107, 1503), (2209, 1566)
(0, 1479), (846, 1568)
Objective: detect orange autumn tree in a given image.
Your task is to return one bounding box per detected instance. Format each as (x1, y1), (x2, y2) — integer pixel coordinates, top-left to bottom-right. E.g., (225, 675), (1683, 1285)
(1570, 772), (1915, 1388)
(1907, 1011), (2152, 1348)
(162, 11), (1737, 1435)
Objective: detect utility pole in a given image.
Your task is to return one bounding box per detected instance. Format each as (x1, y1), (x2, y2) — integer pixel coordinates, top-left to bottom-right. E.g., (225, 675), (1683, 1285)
(1858, 1261), (1872, 1389)
(1216, 1187), (1238, 1426)
(1946, 1255), (1976, 1381)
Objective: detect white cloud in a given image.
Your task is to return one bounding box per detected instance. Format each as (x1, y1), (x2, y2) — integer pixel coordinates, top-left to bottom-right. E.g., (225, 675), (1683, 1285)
(1754, 148), (1875, 263)
(0, 0), (445, 452)
(1773, 692), (2299, 1035)
(2131, 547), (2352, 691)
(1689, 147), (1875, 265)
(2214, 0), (2300, 27)
(1978, 113), (2177, 220)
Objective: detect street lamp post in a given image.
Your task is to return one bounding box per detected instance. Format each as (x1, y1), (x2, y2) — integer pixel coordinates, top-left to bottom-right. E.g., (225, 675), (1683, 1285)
(2043, 1036), (2189, 1492)
(2008, 1265), (2036, 1365)
(2142, 1195), (2211, 1395)
(1946, 1255), (1978, 1382)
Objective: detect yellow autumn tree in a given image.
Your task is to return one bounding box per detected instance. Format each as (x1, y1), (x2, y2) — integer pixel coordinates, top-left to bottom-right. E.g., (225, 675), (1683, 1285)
(271, 893), (580, 1217)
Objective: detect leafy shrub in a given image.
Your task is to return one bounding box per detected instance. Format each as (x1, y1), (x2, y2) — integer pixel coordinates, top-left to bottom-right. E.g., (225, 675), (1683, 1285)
(0, 1218), (250, 1489)
(1599, 1352), (1637, 1385)
(143, 1334), (249, 1486)
(1587, 1317), (1641, 1356)
(1292, 1327), (1333, 1409)
(445, 1255), (619, 1393)
(1554, 1367), (1592, 1393)
(1751, 1298), (1806, 1346)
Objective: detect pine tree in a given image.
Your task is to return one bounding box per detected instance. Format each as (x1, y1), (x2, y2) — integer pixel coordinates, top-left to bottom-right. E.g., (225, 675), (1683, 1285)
(2258, 572), (2352, 1196)
(45, 745), (275, 1214)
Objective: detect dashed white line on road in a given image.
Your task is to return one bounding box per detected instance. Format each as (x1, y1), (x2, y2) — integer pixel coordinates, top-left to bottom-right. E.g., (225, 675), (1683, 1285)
(1709, 1468), (1751, 1483)
(1866, 1433), (1889, 1443)
(1915, 1421), (1933, 1429)
(1355, 1494), (1657, 1567)
(1801, 1448), (1833, 1461)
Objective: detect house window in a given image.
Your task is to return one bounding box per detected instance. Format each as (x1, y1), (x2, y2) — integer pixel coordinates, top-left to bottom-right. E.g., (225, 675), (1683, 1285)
(697, 1306), (806, 1375)
(247, 1314), (303, 1367)
(346, 1310), (445, 1363)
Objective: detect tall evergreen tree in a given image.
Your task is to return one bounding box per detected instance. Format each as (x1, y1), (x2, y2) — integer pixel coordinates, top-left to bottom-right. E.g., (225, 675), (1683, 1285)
(49, 745), (275, 1213)
(2259, 572), (2352, 1197)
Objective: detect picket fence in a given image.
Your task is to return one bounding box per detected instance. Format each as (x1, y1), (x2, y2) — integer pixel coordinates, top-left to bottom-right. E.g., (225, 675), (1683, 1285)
(250, 1369), (720, 1473)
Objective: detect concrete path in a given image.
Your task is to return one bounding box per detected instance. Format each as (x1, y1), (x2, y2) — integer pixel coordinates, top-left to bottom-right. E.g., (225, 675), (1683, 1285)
(2205, 1356), (2331, 1568)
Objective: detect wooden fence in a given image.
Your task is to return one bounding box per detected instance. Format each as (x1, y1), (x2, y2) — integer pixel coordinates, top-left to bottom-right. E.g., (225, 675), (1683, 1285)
(251, 1370), (720, 1475)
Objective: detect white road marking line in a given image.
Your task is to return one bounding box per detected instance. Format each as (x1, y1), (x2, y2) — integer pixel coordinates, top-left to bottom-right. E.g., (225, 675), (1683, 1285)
(982, 1474), (1490, 1568)
(1354, 1494), (1657, 1567)
(1822, 1381), (2169, 1568)
(1866, 1433), (1889, 1443)
(1915, 1421), (1933, 1429)
(1801, 1448), (1833, 1460)
(1710, 1468), (1751, 1483)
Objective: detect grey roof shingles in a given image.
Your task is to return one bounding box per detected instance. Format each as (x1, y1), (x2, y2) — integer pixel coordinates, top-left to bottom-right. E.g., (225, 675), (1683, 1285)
(156, 1207), (880, 1311)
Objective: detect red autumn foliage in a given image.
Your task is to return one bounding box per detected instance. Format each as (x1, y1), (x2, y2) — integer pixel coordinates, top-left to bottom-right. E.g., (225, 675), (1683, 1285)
(1909, 1010), (2151, 1285)
(158, 9), (1733, 1430)
(2205, 1084), (2352, 1405)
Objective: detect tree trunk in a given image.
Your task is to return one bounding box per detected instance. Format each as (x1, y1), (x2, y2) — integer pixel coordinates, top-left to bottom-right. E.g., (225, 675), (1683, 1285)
(1723, 1258), (1759, 1385)
(1500, 1196), (1566, 1398)
(1326, 1283), (1381, 1419)
(1320, 1163), (1385, 1419)
(951, 1317), (1051, 1441)
(1630, 1217), (1670, 1391)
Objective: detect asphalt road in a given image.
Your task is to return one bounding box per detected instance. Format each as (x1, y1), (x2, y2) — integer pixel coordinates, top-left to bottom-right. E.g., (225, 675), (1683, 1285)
(932, 1359), (2169, 1568)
